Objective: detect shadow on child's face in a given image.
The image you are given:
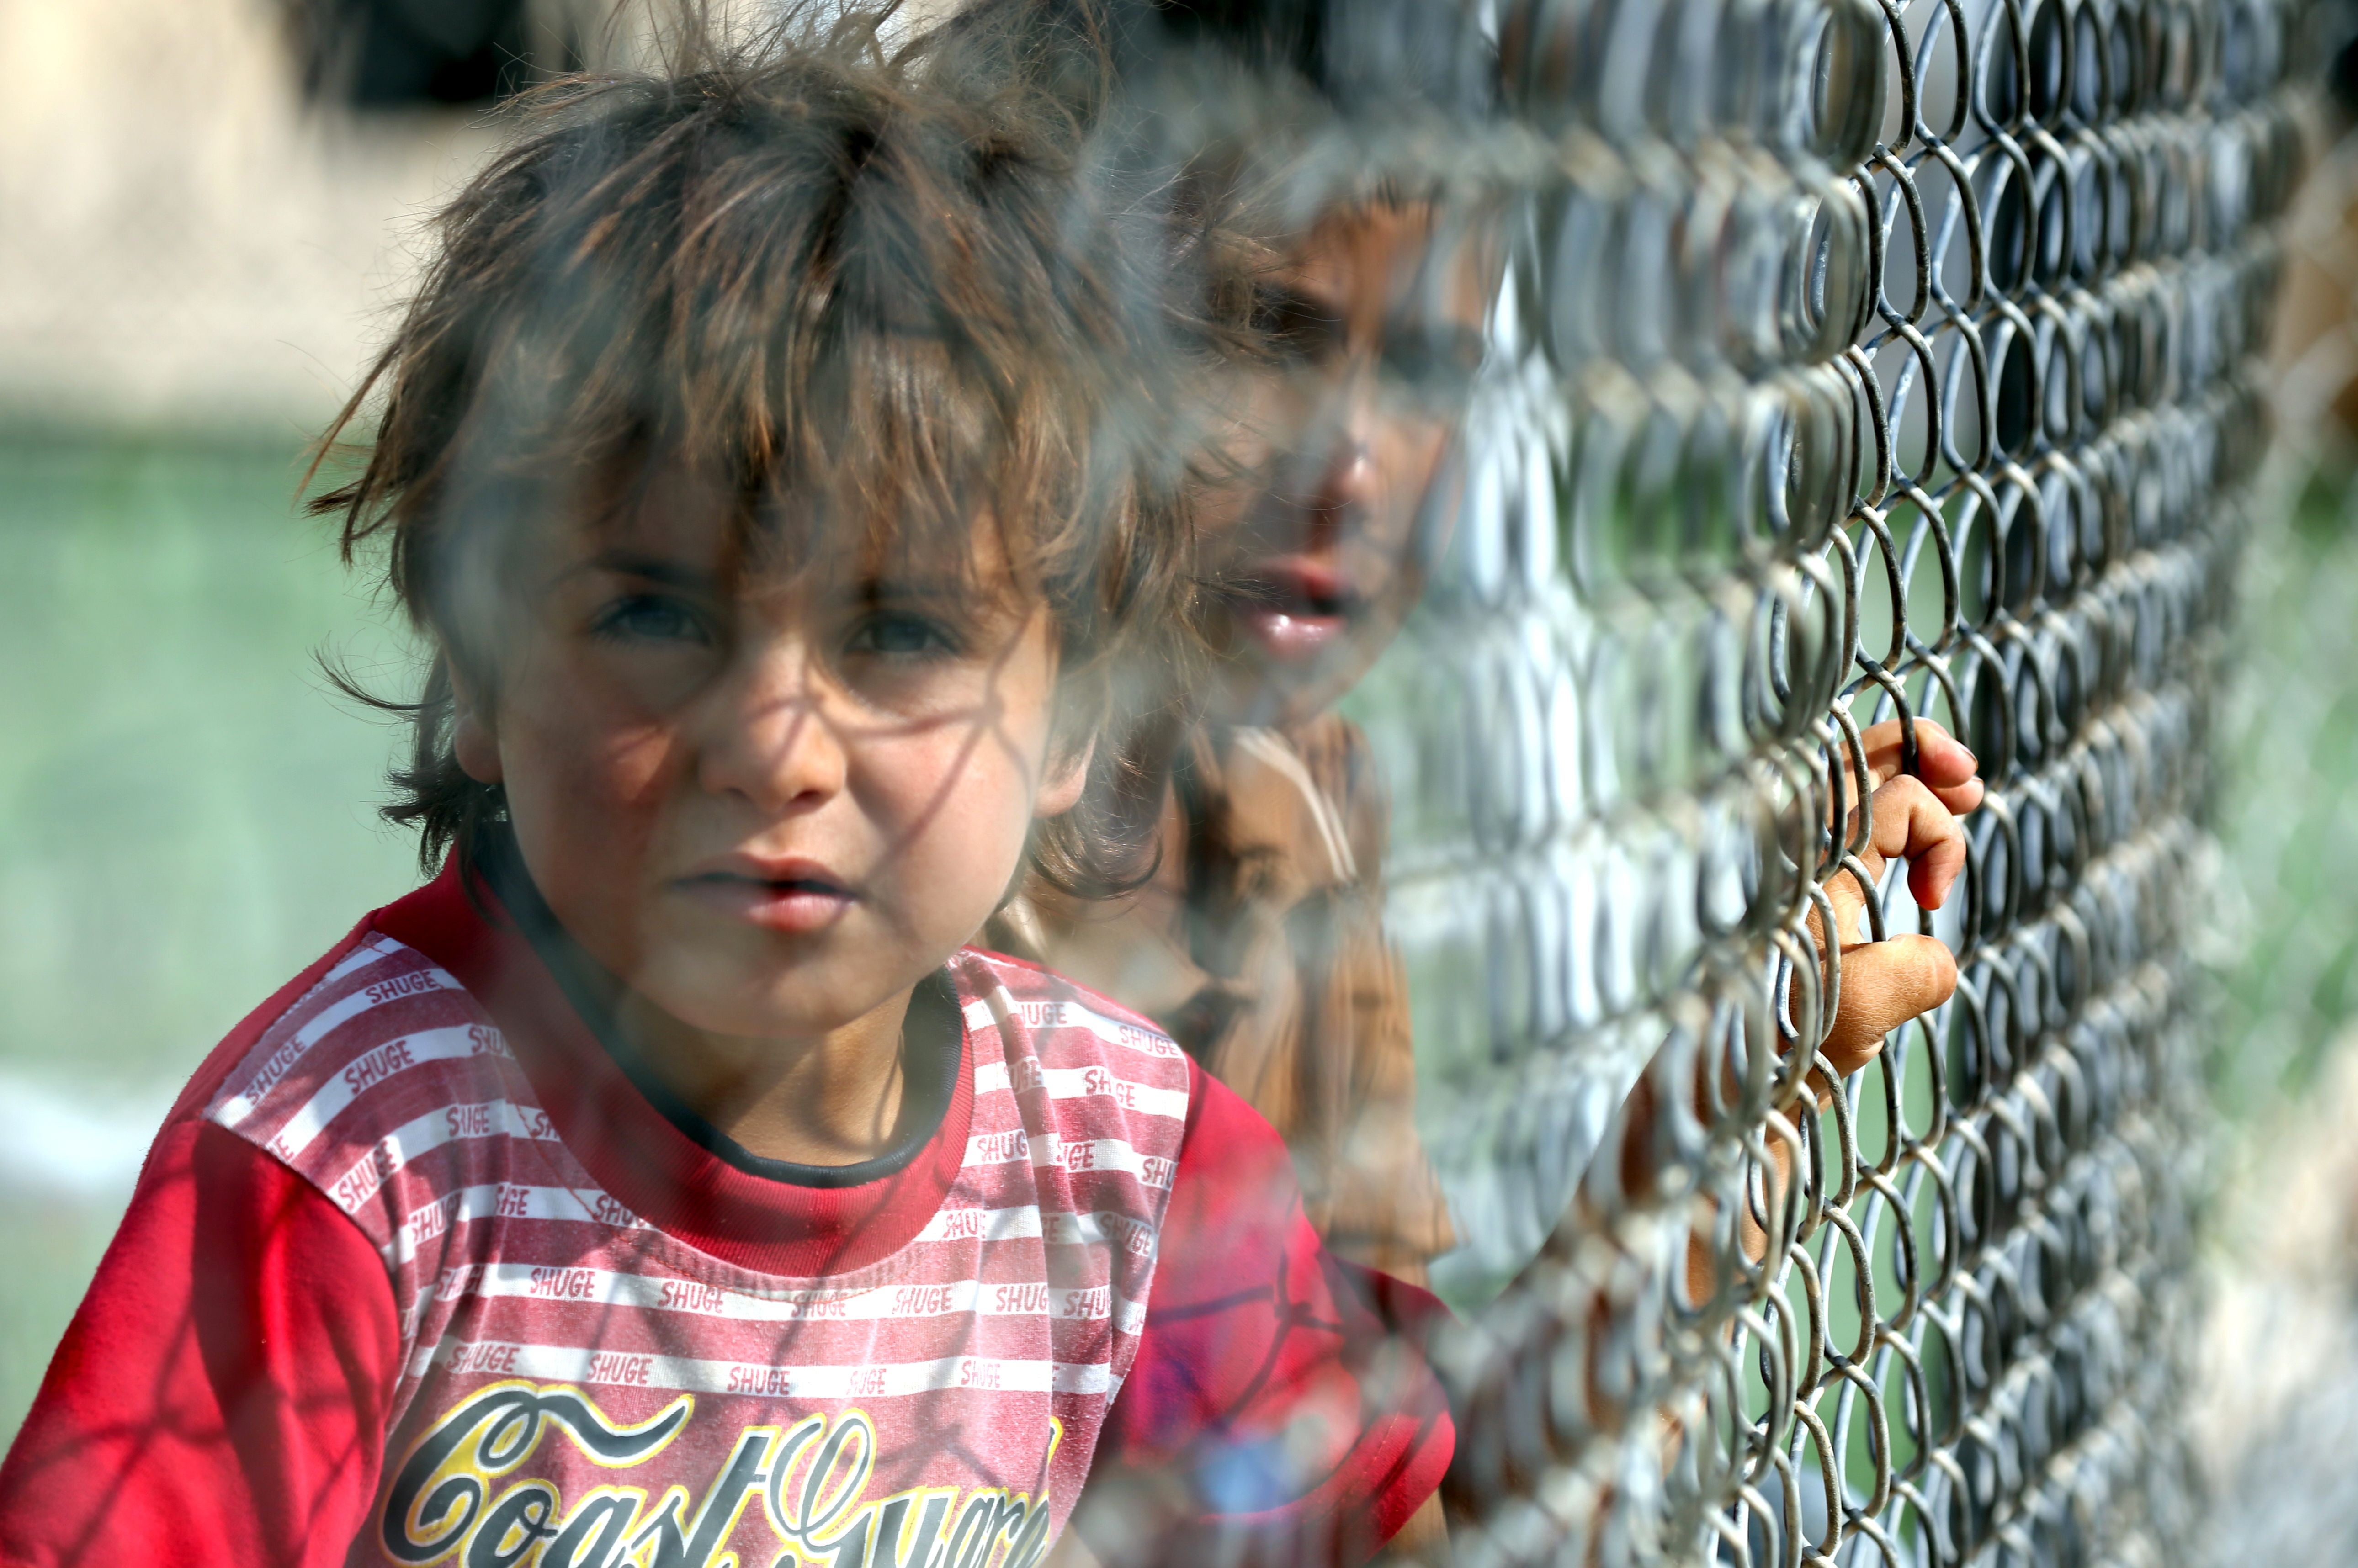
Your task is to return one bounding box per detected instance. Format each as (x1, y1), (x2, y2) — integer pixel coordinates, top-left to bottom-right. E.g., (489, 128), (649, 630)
(1195, 200), (1494, 730)
(472, 465), (1078, 1047)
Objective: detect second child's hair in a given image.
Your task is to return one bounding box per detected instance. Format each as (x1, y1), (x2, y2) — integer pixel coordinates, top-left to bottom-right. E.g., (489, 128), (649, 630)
(315, 13), (1203, 896)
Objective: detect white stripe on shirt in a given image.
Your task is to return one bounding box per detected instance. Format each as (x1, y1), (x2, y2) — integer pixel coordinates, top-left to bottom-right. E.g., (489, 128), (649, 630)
(962, 991), (1186, 1061)
(913, 1204), (1158, 1260)
(412, 1338), (1123, 1398)
(265, 1025), (505, 1161)
(972, 1061), (1189, 1120)
(462, 1263), (1144, 1330)
(323, 1099), (561, 1215)
(385, 1181), (646, 1264)
(216, 940), (427, 1123)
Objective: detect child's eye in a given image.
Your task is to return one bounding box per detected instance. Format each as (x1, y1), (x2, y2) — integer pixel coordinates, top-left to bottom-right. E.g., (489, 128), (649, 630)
(1251, 286), (1348, 366)
(845, 612), (961, 658)
(1379, 324), (1485, 404)
(590, 594), (710, 645)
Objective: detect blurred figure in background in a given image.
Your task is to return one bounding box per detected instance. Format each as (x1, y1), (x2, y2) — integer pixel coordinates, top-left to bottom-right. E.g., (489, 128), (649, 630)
(988, 180), (1485, 1286)
(922, 0), (1489, 1289)
(960, 0), (1983, 1302)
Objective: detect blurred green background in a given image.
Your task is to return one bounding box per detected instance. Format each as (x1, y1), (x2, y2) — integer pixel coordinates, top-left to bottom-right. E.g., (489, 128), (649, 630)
(2209, 468), (2358, 1118)
(0, 433), (421, 1434)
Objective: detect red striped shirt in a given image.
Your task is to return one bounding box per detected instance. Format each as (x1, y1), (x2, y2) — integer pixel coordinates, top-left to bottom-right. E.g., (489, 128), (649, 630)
(0, 863), (1452, 1568)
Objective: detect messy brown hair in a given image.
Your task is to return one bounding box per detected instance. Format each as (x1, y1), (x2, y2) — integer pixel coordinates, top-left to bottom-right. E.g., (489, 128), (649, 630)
(314, 11), (1207, 897)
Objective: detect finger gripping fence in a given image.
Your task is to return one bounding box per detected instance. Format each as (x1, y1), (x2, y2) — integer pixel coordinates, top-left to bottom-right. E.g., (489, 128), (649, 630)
(1354, 0), (2313, 1561)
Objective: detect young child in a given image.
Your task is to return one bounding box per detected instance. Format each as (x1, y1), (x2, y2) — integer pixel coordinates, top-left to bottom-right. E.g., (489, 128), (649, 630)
(936, 0), (1984, 1540)
(990, 187), (1483, 1287)
(1004, 170), (1985, 1290)
(962, 0), (1985, 1298)
(0, 29), (1451, 1568)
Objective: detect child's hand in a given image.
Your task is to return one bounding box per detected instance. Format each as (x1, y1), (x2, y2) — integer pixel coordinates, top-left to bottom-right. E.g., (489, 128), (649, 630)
(1592, 718), (1985, 1286)
(1808, 717), (1985, 1097)
(1691, 718), (1984, 1285)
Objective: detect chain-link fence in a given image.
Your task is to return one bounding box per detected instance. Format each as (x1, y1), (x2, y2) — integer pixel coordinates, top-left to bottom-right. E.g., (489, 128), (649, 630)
(1344, 0), (2313, 1560)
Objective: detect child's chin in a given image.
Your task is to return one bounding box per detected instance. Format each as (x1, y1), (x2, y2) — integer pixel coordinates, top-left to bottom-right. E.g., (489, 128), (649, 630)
(650, 984), (867, 1043)
(631, 944), (891, 1042)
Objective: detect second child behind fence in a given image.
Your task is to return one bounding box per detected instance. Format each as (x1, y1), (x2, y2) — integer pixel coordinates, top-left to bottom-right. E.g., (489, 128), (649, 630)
(991, 191), (1476, 1286)
(0, 24), (1454, 1568)
(970, 0), (1985, 1298)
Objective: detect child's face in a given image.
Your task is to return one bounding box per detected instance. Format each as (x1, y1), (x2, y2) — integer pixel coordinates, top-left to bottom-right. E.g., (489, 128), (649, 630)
(1197, 201), (1493, 729)
(452, 471), (1087, 1043)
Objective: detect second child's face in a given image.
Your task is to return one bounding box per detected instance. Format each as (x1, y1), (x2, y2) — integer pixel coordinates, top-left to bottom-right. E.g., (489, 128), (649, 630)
(454, 476), (1086, 1044)
(1197, 201), (1493, 729)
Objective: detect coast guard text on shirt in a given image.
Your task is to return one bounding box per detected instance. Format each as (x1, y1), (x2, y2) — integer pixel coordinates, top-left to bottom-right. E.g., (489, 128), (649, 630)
(205, 936), (1191, 1568)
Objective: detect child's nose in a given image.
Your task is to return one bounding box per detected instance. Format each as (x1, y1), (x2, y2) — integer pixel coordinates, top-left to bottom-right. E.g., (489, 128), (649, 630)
(1301, 428), (1378, 551)
(694, 642), (847, 813)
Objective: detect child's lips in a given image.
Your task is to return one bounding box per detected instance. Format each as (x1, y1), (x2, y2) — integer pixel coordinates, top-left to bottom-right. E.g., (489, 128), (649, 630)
(1229, 556), (1359, 664)
(1237, 607), (1347, 661)
(676, 858), (856, 934)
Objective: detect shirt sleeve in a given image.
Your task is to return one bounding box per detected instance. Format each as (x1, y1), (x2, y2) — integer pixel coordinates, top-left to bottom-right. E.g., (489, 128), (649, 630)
(0, 1118), (402, 1568)
(1079, 1060), (1455, 1568)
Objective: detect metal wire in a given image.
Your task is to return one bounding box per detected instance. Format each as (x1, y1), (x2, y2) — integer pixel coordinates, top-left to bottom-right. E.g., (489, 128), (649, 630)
(1344, 0), (2316, 1559)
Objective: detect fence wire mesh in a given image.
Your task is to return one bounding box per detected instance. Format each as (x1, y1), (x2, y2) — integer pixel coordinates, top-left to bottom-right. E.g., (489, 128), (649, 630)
(1346, 0), (2314, 1561)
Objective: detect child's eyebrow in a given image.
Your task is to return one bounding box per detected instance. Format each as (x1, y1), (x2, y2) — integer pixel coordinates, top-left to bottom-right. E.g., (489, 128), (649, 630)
(854, 577), (968, 603)
(570, 549), (719, 595)
(845, 576), (1027, 627)
(564, 548), (992, 614)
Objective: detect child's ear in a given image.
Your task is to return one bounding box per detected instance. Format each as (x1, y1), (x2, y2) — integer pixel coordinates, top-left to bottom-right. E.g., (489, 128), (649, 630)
(447, 661), (504, 786)
(1033, 737), (1095, 820)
